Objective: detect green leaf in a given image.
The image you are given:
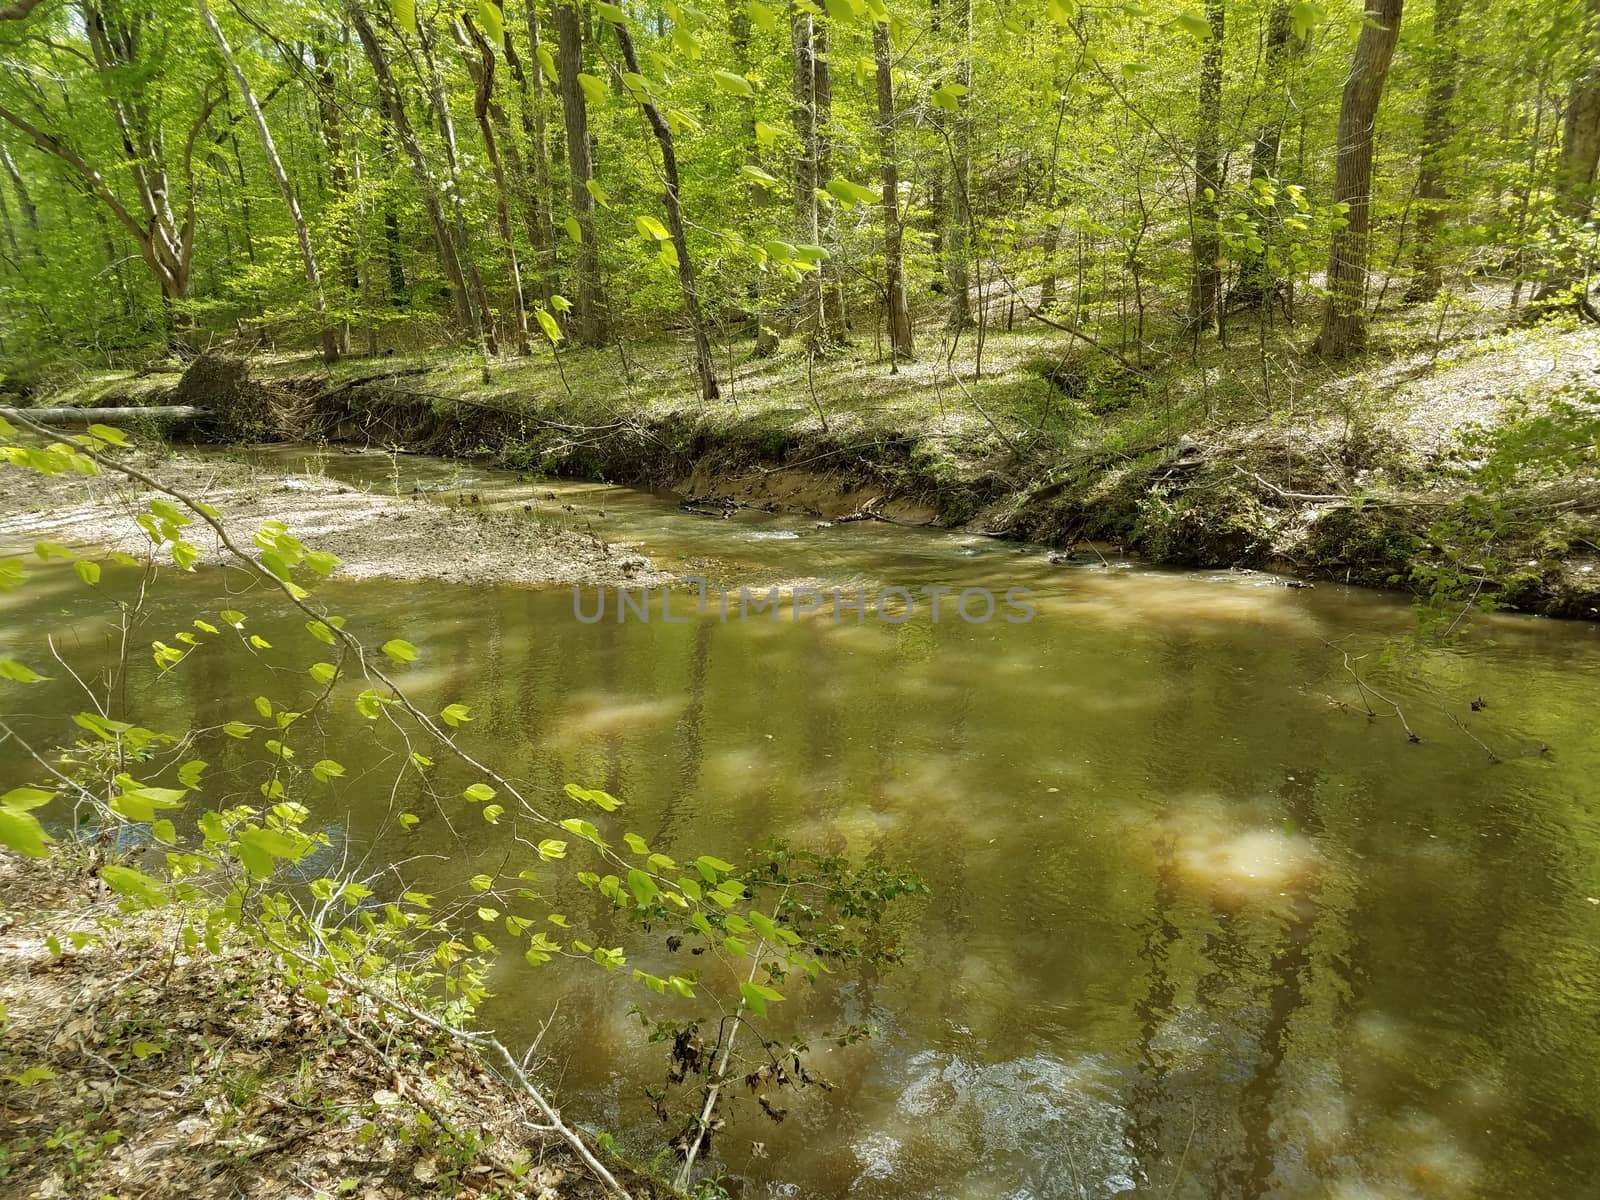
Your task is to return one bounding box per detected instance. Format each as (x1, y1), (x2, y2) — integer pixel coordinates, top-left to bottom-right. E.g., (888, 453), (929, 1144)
(535, 307), (563, 345)
(477, 0), (504, 42)
(0, 658), (47, 684)
(440, 702), (472, 727)
(312, 759), (345, 783)
(1046, 0), (1076, 23)
(309, 662), (338, 686)
(536, 44), (557, 78)
(306, 620), (337, 645)
(254, 696), (272, 718)
(1177, 9), (1213, 39)
(2, 787), (52, 811)
(0, 807), (51, 857)
(825, 177), (879, 208)
(623, 832), (650, 856)
(595, 0), (627, 23)
(559, 817), (605, 847)
(177, 760), (208, 788)
(100, 864), (166, 906)
(755, 120), (782, 147)
(563, 215), (583, 244)
(390, 0), (417, 33)
(747, 0), (777, 31)
(463, 782), (497, 803)
(627, 868), (659, 907)
(635, 214), (670, 241)
(578, 72), (608, 106)
(381, 639), (417, 664)
(712, 69), (755, 98)
(87, 423), (130, 447)
(738, 980), (784, 1016)
(482, 803), (505, 824)
(73, 560), (101, 585)
(1289, 0), (1324, 37)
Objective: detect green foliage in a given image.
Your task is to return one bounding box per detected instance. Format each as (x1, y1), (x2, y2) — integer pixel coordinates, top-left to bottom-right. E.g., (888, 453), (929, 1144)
(0, 417), (924, 1186)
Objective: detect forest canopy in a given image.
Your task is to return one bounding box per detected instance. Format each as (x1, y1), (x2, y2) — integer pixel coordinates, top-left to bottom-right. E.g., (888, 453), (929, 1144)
(0, 0), (1596, 393)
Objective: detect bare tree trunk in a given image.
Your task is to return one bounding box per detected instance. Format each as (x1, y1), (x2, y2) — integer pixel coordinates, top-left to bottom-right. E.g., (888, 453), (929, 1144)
(612, 19), (719, 400)
(1187, 0), (1225, 336)
(873, 20), (913, 365)
(790, 0), (824, 340)
(814, 21), (848, 342)
(944, 0), (973, 330)
(416, 16), (498, 356)
(314, 38), (357, 355)
(198, 0), (337, 362)
(1313, 0), (1403, 358)
(555, 0), (604, 344)
(1533, 0), (1600, 316)
(463, 15), (533, 354)
(501, 0), (556, 304)
(1404, 0), (1462, 303)
(1232, 0), (1302, 309)
(349, 2), (475, 332)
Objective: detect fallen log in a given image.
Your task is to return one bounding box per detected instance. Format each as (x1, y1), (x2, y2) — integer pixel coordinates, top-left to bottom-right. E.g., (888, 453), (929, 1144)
(0, 405), (202, 425)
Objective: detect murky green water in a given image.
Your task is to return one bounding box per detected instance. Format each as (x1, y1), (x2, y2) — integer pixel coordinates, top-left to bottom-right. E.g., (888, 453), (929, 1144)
(5, 447), (1600, 1198)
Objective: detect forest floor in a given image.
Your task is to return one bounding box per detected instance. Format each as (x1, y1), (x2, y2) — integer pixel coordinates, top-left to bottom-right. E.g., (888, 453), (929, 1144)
(0, 446), (673, 590)
(20, 283), (1600, 617)
(0, 852), (654, 1200)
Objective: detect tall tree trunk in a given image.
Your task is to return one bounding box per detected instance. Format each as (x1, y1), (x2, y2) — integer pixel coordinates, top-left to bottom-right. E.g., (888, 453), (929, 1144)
(612, 19), (719, 400)
(727, 0), (777, 353)
(314, 39), (357, 355)
(944, 0), (973, 330)
(555, 0), (604, 344)
(349, 3), (475, 331)
(198, 0), (337, 363)
(1313, 0), (1403, 358)
(1187, 0), (1225, 336)
(1404, 0), (1462, 303)
(790, 0), (824, 340)
(501, 0), (556, 304)
(1232, 0), (1302, 308)
(1533, 0), (1600, 316)
(416, 17), (498, 355)
(814, 21), (848, 342)
(873, 20), (913, 364)
(463, 15), (533, 355)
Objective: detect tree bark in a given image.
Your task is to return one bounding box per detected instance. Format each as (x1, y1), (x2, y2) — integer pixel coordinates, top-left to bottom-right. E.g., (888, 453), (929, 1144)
(416, 16), (498, 355)
(944, 0), (973, 330)
(1533, 0), (1600, 316)
(814, 20), (848, 341)
(1313, 0), (1403, 358)
(873, 21), (913, 364)
(790, 0), (824, 339)
(349, 2), (475, 332)
(1187, 0), (1225, 336)
(1232, 0), (1302, 308)
(555, 0), (604, 344)
(612, 19), (719, 400)
(502, 0), (556, 304)
(1404, 0), (1462, 303)
(463, 15), (533, 355)
(314, 37), (358, 355)
(197, 0), (337, 363)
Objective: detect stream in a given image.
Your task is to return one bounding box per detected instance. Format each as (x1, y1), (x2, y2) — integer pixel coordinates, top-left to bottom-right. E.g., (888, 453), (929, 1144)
(4, 445), (1600, 1199)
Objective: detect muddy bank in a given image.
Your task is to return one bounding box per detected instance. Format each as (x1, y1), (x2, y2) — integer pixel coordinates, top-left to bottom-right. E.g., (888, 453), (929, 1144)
(0, 853), (647, 1199)
(0, 447), (673, 590)
(34, 343), (1600, 619)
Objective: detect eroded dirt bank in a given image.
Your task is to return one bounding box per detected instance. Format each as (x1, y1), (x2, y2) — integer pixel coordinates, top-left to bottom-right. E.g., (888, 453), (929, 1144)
(23, 326), (1600, 619)
(0, 447), (672, 590)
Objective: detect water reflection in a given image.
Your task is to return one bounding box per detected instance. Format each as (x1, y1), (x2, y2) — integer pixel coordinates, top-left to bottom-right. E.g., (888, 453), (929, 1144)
(3, 449), (1599, 1198)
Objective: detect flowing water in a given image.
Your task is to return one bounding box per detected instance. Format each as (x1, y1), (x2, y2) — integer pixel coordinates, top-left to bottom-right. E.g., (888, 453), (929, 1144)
(4, 446), (1600, 1199)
